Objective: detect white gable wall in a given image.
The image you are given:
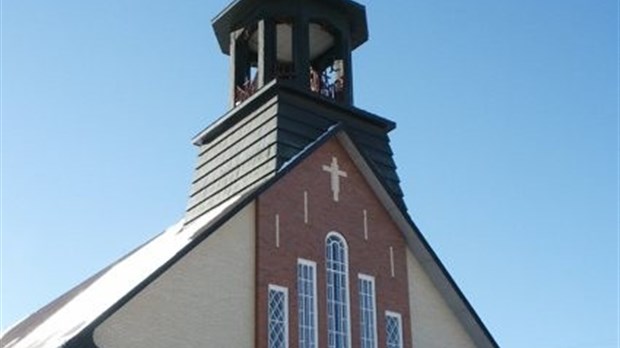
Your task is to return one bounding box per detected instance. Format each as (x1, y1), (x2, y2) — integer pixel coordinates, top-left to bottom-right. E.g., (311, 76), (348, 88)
(93, 202), (256, 348)
(407, 250), (477, 348)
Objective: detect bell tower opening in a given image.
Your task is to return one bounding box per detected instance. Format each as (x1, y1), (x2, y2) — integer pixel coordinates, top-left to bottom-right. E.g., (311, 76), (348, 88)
(213, 0), (367, 108)
(308, 21), (347, 102)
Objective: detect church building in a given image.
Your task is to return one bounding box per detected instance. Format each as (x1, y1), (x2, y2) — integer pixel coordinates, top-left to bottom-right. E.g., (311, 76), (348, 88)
(1, 0), (499, 347)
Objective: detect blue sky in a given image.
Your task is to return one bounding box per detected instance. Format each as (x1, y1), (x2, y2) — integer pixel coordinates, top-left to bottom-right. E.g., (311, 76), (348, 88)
(2, 1), (618, 347)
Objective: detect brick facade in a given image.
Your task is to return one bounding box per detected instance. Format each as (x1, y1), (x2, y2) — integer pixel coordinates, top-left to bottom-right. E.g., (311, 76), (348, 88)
(256, 137), (412, 348)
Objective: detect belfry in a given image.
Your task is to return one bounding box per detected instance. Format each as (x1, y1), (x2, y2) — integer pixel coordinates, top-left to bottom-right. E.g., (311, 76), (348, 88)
(186, 0), (406, 227)
(1, 1), (499, 348)
(215, 0), (363, 106)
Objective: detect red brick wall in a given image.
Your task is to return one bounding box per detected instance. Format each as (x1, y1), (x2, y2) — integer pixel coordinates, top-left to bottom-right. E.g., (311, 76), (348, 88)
(256, 137), (412, 348)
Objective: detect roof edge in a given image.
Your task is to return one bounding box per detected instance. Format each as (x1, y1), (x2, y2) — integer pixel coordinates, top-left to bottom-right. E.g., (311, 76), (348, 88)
(335, 132), (500, 348)
(62, 126), (497, 348)
(62, 124), (345, 348)
(191, 80), (395, 147)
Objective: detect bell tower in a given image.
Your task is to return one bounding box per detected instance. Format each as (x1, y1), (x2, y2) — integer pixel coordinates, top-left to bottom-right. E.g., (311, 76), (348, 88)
(213, 0), (367, 107)
(186, 0), (404, 225)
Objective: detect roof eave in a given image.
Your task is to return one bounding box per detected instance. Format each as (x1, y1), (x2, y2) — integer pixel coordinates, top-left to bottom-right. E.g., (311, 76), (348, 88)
(51, 127), (496, 348)
(211, 0), (368, 55)
(191, 80), (395, 147)
(335, 132), (500, 348)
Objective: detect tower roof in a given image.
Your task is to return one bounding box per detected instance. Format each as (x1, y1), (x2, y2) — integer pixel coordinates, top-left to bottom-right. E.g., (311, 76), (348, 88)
(212, 0), (368, 55)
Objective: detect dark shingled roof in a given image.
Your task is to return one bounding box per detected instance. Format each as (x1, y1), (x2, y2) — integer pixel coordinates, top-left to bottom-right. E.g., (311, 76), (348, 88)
(212, 0), (368, 55)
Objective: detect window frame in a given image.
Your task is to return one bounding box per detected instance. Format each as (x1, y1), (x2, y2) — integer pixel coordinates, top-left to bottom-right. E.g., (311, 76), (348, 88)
(385, 311), (404, 348)
(268, 284), (289, 348)
(358, 274), (378, 348)
(325, 231), (352, 348)
(297, 259), (319, 348)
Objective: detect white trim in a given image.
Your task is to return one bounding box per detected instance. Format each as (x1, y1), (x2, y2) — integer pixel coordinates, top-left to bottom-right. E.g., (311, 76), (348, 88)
(268, 284), (289, 348)
(358, 273), (375, 282)
(385, 311), (403, 348)
(385, 310), (402, 319)
(363, 209), (369, 240)
(298, 258), (317, 267)
(325, 231), (352, 348)
(358, 274), (378, 348)
(326, 231), (349, 249)
(304, 191), (309, 224)
(275, 214), (280, 248)
(268, 284), (289, 294)
(389, 246), (395, 278)
(297, 259), (318, 348)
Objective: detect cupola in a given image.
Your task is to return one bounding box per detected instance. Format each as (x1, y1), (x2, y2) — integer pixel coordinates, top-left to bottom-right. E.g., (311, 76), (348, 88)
(212, 0), (368, 107)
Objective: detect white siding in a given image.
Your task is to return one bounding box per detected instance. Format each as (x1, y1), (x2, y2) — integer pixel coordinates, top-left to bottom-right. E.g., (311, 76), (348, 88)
(406, 250), (477, 348)
(94, 202), (256, 348)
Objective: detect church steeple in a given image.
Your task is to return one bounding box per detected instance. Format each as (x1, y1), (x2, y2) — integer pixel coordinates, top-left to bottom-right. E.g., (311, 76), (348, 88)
(185, 0), (403, 225)
(212, 0), (368, 107)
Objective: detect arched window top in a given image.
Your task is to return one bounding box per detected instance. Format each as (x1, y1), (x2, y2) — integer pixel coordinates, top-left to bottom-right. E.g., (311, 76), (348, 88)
(326, 232), (348, 268)
(326, 232), (348, 250)
(325, 231), (351, 348)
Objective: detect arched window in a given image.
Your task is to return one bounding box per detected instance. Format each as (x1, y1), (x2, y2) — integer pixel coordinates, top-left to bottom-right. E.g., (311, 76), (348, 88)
(326, 232), (350, 348)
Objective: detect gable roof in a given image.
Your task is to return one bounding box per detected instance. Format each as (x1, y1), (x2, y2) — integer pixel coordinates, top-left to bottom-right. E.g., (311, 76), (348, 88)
(1, 126), (498, 348)
(0, 198), (242, 348)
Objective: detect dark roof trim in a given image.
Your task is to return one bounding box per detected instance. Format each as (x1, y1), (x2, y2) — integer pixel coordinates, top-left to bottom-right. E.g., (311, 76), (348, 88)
(212, 0), (368, 55)
(336, 133), (499, 348)
(192, 80), (395, 146)
(400, 207), (499, 347)
(278, 80), (396, 131)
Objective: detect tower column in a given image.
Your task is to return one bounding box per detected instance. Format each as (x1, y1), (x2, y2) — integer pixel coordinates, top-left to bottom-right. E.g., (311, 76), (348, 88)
(230, 29), (252, 108)
(342, 35), (354, 105)
(258, 19), (277, 88)
(228, 30), (237, 108)
(293, 16), (310, 90)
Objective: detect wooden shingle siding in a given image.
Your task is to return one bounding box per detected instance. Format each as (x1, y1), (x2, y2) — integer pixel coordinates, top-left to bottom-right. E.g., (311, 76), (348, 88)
(186, 102), (279, 224)
(192, 122), (278, 184)
(195, 107), (278, 170)
(186, 159), (276, 223)
(276, 90), (407, 211)
(186, 82), (409, 224)
(275, 143), (305, 167)
(277, 129), (319, 150)
(190, 143), (278, 201)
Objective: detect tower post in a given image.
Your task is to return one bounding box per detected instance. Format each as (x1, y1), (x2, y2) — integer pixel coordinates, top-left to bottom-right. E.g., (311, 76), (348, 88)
(213, 0), (368, 107)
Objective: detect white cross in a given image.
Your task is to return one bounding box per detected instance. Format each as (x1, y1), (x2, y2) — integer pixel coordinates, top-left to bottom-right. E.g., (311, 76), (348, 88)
(322, 156), (348, 202)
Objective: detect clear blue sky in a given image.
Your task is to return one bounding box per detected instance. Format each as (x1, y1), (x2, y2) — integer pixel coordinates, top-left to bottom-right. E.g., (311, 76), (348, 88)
(2, 1), (618, 347)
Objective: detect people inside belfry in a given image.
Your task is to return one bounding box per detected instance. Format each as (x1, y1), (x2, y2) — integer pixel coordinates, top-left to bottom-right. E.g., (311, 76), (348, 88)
(310, 66), (321, 93)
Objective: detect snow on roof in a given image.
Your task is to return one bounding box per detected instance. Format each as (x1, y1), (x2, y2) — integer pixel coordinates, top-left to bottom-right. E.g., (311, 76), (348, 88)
(1, 195), (242, 348)
(279, 123), (340, 171)
(1, 124), (340, 348)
